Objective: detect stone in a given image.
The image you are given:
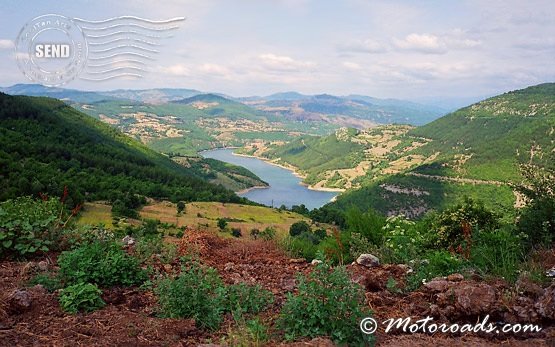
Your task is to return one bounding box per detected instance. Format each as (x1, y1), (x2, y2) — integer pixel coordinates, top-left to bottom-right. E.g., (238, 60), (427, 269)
(122, 235), (135, 246)
(311, 259), (323, 265)
(289, 258), (306, 264)
(224, 262), (235, 271)
(356, 254), (380, 268)
(37, 260), (49, 271)
(423, 279), (452, 293)
(535, 284), (555, 319)
(7, 290), (32, 314)
(447, 273), (464, 282)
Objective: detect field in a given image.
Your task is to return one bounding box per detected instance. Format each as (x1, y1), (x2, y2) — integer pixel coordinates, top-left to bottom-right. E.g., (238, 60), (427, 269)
(78, 201), (310, 237)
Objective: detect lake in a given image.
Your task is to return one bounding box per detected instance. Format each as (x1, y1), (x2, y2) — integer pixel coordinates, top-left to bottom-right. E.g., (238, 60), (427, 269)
(201, 148), (338, 210)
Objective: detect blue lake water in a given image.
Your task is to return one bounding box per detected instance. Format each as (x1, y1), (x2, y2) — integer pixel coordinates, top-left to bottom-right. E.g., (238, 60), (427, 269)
(201, 148), (338, 210)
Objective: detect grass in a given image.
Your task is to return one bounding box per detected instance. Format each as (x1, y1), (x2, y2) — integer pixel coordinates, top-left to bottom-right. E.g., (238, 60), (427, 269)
(76, 203), (113, 228)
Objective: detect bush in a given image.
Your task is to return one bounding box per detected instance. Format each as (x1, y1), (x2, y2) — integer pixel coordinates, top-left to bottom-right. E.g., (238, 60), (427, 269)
(430, 198), (499, 250)
(0, 196), (68, 257)
(58, 283), (105, 314)
(250, 228), (260, 239)
(316, 231), (353, 265)
(406, 251), (465, 291)
(225, 282), (274, 315)
(259, 227), (276, 241)
(345, 207), (386, 245)
(231, 228), (242, 238)
(134, 237), (177, 265)
(381, 215), (424, 264)
(28, 273), (62, 292)
(289, 221), (310, 237)
(217, 218), (228, 231)
(287, 236), (317, 261)
(471, 227), (524, 282)
(155, 262), (226, 330)
(58, 241), (147, 287)
(278, 263), (373, 345)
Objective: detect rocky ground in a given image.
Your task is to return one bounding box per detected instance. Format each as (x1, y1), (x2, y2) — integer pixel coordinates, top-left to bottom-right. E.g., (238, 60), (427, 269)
(1, 231), (554, 346)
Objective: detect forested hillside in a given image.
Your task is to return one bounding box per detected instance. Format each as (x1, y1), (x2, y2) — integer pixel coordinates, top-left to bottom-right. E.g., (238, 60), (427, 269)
(0, 93), (246, 205)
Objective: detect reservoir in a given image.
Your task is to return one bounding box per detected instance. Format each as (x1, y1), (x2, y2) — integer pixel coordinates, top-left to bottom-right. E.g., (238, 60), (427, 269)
(201, 148), (338, 210)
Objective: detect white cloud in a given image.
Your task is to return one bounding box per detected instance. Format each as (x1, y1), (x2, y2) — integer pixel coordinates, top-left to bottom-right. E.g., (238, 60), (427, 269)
(342, 61), (361, 70)
(394, 33), (447, 54)
(158, 64), (191, 76)
(258, 53), (316, 72)
(337, 38), (387, 54)
(0, 39), (14, 49)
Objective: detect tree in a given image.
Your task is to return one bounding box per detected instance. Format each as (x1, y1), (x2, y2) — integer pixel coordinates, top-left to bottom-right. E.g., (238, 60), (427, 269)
(217, 218), (228, 231)
(289, 221), (310, 237)
(176, 201), (186, 214)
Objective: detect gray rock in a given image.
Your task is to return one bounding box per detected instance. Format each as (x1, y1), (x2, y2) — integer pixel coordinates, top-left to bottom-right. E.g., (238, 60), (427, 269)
(311, 259), (323, 265)
(356, 253), (380, 268)
(122, 235), (135, 246)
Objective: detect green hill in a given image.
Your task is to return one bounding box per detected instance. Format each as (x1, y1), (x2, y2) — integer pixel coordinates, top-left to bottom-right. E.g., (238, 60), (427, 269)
(0, 93), (248, 205)
(320, 83), (555, 218)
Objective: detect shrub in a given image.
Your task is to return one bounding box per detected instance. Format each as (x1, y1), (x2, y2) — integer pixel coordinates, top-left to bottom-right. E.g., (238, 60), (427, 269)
(289, 221), (310, 237)
(217, 218), (228, 231)
(225, 283), (274, 315)
(58, 283), (105, 314)
(231, 228), (242, 238)
(58, 241), (147, 287)
(134, 237), (178, 265)
(0, 196), (68, 257)
(316, 230), (353, 265)
(250, 228), (260, 239)
(381, 215), (424, 264)
(176, 201), (186, 214)
(28, 273), (62, 292)
(430, 198), (499, 250)
(259, 227), (276, 241)
(471, 227), (524, 282)
(345, 207), (386, 245)
(278, 263), (373, 346)
(287, 236), (317, 261)
(155, 262), (226, 330)
(406, 251), (465, 291)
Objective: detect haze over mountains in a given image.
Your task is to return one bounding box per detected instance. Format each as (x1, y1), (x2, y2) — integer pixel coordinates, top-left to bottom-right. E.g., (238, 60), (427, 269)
(0, 84), (446, 126)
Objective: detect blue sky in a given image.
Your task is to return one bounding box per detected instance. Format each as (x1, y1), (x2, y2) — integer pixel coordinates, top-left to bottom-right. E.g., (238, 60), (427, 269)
(1, 0), (554, 100)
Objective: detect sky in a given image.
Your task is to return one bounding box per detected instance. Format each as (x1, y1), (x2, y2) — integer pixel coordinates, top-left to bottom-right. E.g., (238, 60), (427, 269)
(1, 0), (554, 102)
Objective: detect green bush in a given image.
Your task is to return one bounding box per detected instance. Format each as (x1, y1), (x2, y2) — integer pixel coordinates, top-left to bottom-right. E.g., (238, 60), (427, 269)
(225, 283), (274, 315)
(231, 228), (242, 238)
(155, 262), (226, 330)
(134, 237), (177, 265)
(58, 283), (105, 314)
(316, 231), (353, 265)
(430, 198), (499, 250)
(289, 221), (310, 237)
(278, 263), (373, 346)
(0, 196), (67, 258)
(58, 241), (147, 287)
(28, 273), (62, 292)
(406, 251), (465, 291)
(471, 228), (524, 282)
(381, 215), (425, 264)
(287, 236), (317, 261)
(259, 227), (276, 241)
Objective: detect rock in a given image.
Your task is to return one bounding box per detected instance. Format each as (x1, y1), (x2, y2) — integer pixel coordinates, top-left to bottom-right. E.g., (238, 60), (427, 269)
(535, 284), (555, 319)
(356, 254), (380, 268)
(546, 266), (555, 277)
(311, 259), (323, 265)
(7, 290), (32, 314)
(516, 277), (545, 298)
(436, 283), (497, 316)
(122, 235), (135, 246)
(224, 262), (235, 271)
(447, 273), (464, 282)
(423, 279), (451, 293)
(37, 260), (49, 271)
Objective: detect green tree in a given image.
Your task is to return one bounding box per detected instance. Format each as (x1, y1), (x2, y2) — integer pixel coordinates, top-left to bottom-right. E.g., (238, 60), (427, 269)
(176, 201), (186, 214)
(217, 218), (228, 231)
(289, 221), (310, 237)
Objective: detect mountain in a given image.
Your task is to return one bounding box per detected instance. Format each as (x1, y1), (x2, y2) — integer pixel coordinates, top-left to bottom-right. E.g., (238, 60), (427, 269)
(271, 83), (555, 218)
(0, 92), (254, 204)
(248, 92), (446, 126)
(104, 88), (202, 104)
(0, 84), (117, 103)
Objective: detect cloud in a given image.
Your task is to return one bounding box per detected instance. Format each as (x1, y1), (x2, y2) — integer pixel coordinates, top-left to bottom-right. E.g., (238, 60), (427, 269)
(0, 39), (14, 49)
(337, 38), (387, 54)
(394, 33), (447, 54)
(158, 64), (191, 76)
(258, 53), (316, 72)
(342, 61), (361, 70)
(514, 38), (555, 51)
(393, 31), (482, 54)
